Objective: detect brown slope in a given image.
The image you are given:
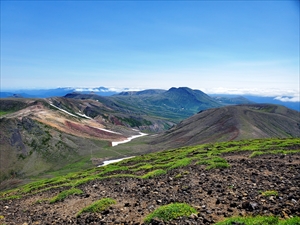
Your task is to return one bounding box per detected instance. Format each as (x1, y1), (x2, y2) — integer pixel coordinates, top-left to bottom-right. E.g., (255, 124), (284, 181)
(2, 100), (128, 141)
(0, 99), (134, 183)
(152, 104), (300, 149)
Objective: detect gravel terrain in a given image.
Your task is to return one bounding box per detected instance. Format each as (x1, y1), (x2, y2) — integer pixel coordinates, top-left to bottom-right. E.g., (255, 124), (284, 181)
(1, 152), (299, 225)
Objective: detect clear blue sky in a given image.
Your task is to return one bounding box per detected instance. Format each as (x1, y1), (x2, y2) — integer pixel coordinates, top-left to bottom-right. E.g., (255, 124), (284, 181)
(1, 1), (299, 98)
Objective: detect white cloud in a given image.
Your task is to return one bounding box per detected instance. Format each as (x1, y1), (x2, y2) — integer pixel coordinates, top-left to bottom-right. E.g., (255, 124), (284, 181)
(73, 87), (143, 93)
(74, 88), (101, 92)
(203, 87), (300, 102)
(274, 96), (300, 102)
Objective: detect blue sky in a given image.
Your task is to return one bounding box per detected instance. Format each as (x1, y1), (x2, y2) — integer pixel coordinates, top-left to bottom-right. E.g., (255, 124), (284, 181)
(1, 1), (299, 99)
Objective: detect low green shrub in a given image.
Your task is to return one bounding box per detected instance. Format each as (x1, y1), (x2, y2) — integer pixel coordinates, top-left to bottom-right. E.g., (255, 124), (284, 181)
(168, 158), (192, 170)
(142, 169), (166, 179)
(50, 188), (83, 203)
(199, 156), (230, 170)
(249, 151), (265, 158)
(260, 190), (278, 197)
(144, 203), (197, 223)
(215, 215), (300, 225)
(77, 198), (116, 216)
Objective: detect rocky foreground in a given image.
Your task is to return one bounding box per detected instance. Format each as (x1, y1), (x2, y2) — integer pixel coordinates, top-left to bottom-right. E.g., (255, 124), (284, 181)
(1, 152), (300, 225)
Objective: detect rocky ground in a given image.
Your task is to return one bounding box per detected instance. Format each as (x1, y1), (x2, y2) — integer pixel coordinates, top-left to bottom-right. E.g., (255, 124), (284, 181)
(1, 152), (299, 225)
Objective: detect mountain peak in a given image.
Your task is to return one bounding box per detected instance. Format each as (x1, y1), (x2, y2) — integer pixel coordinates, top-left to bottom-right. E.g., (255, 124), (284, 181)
(168, 87), (191, 92)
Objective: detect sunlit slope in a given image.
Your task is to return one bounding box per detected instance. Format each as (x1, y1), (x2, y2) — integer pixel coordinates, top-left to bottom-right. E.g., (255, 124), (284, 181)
(1, 138), (299, 224)
(152, 104), (300, 149)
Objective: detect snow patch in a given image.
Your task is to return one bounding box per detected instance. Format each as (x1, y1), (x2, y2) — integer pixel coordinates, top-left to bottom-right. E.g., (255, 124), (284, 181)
(112, 132), (148, 147)
(91, 126), (122, 135)
(49, 102), (79, 118)
(98, 156), (135, 167)
(76, 112), (92, 119)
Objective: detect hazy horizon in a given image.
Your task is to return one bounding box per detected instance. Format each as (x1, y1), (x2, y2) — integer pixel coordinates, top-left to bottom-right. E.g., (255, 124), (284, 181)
(1, 85), (299, 102)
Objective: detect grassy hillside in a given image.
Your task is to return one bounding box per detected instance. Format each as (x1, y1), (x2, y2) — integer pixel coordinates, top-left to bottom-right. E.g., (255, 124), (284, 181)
(0, 138), (299, 224)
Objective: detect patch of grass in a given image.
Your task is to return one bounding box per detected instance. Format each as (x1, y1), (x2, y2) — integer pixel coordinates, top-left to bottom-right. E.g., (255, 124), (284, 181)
(77, 198), (116, 216)
(20, 176), (72, 194)
(174, 173), (182, 179)
(144, 203), (197, 223)
(105, 174), (138, 179)
(215, 215), (300, 225)
(0, 195), (21, 201)
(280, 217), (300, 225)
(260, 190), (278, 197)
(132, 164), (153, 171)
(142, 169), (166, 179)
(198, 156), (230, 170)
(249, 151), (265, 158)
(71, 176), (98, 187)
(49, 188), (83, 203)
(206, 161), (230, 170)
(34, 199), (48, 204)
(0, 110), (13, 116)
(168, 158), (192, 170)
(98, 164), (129, 176)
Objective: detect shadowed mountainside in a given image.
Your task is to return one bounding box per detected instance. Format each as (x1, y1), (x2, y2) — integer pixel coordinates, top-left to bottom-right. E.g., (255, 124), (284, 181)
(151, 104), (300, 150)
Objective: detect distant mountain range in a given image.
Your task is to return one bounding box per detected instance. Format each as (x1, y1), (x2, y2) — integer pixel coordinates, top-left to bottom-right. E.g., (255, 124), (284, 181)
(210, 94), (300, 112)
(0, 87), (119, 98)
(1, 87), (299, 111)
